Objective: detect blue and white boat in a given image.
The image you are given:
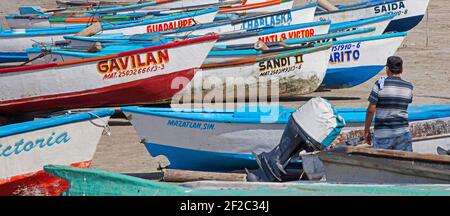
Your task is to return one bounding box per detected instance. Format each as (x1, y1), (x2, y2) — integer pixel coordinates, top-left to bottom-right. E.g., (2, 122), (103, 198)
(0, 8), (218, 54)
(121, 104), (450, 172)
(209, 31), (408, 89)
(214, 13), (394, 46)
(314, 0), (430, 33)
(0, 109), (114, 196)
(24, 14), (394, 65)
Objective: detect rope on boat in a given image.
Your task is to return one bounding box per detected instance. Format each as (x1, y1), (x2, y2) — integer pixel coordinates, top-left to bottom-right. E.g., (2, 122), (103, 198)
(426, 6), (429, 48)
(84, 110), (112, 136)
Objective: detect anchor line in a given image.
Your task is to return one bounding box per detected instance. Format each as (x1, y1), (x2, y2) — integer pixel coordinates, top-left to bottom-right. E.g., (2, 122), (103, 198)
(57, 110), (112, 135)
(20, 39), (55, 66)
(86, 110), (112, 136)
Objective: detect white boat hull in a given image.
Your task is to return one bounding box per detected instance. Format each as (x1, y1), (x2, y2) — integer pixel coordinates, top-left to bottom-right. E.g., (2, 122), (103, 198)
(0, 36), (218, 114)
(169, 6), (317, 36)
(0, 10), (217, 53)
(216, 22), (330, 46)
(175, 45), (332, 102)
(123, 108), (450, 171)
(314, 0), (430, 32)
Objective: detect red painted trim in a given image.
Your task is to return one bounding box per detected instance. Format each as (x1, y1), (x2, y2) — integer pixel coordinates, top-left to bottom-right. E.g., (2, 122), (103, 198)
(118, 34), (219, 57)
(0, 68), (196, 114)
(0, 35), (219, 74)
(0, 161), (91, 196)
(219, 0), (282, 12)
(0, 63), (58, 73)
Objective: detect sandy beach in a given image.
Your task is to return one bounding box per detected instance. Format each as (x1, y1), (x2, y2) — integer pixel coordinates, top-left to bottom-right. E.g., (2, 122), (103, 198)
(0, 0), (449, 173)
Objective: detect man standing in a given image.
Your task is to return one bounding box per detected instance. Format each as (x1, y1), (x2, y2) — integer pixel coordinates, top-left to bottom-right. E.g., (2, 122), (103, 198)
(364, 56), (414, 151)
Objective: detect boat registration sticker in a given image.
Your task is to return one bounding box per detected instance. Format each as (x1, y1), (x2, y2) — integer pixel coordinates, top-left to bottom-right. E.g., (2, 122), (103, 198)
(96, 50), (170, 80)
(329, 43), (361, 64)
(258, 54), (304, 77)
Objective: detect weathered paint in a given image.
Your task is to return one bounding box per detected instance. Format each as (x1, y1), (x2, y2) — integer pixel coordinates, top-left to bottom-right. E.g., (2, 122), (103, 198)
(0, 36), (218, 114)
(174, 45), (331, 102)
(0, 9), (217, 53)
(0, 111), (112, 196)
(314, 0), (430, 33)
(44, 165), (450, 196)
(219, 0), (293, 14)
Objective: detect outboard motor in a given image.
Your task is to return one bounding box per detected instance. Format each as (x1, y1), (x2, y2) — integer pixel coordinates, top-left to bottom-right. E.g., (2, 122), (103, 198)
(247, 97), (346, 182)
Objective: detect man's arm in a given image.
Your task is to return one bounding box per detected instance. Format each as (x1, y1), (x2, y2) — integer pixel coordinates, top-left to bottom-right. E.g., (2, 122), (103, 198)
(364, 103), (376, 144)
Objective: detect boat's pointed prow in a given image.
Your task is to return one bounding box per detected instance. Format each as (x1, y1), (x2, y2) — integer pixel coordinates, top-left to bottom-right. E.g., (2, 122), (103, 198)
(43, 165), (190, 196)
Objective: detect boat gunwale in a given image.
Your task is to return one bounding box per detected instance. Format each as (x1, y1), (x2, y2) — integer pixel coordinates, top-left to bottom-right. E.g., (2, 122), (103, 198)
(315, 0), (411, 16)
(0, 109), (114, 138)
(201, 43), (332, 69)
(0, 35), (219, 74)
(219, 0), (292, 13)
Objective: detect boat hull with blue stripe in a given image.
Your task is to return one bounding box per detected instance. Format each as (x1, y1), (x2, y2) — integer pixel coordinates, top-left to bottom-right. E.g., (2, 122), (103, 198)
(322, 32), (406, 89)
(167, 4), (317, 37)
(209, 32), (407, 89)
(0, 8), (218, 54)
(0, 109), (114, 196)
(122, 104), (450, 172)
(215, 13), (394, 46)
(314, 0), (430, 33)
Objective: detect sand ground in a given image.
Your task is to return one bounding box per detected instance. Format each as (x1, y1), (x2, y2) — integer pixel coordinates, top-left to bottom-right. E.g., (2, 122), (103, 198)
(0, 0), (449, 172)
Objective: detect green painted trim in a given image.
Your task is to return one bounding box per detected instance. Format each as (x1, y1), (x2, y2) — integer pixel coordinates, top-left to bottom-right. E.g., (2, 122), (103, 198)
(44, 165), (450, 196)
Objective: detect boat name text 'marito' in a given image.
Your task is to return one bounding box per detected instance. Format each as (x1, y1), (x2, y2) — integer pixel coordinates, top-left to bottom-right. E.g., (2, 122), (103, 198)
(329, 42), (361, 64)
(96, 49), (170, 80)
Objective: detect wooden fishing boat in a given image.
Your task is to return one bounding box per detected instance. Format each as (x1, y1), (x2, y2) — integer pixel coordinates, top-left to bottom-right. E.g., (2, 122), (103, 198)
(56, 0), (223, 9)
(166, 4), (317, 37)
(318, 146), (450, 184)
(209, 31), (407, 89)
(0, 35), (219, 116)
(314, 0), (430, 33)
(219, 0), (294, 15)
(173, 44), (332, 102)
(214, 13), (395, 47)
(216, 20), (331, 46)
(0, 8), (218, 54)
(43, 165), (450, 196)
(20, 10), (391, 66)
(21, 4), (318, 64)
(120, 105), (450, 172)
(333, 117), (450, 155)
(6, 0), (228, 29)
(323, 32), (406, 89)
(0, 109), (114, 196)
(6, 12), (150, 29)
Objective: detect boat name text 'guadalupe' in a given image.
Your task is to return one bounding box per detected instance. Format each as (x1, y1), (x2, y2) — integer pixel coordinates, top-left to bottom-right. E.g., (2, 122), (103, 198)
(147, 18), (195, 33)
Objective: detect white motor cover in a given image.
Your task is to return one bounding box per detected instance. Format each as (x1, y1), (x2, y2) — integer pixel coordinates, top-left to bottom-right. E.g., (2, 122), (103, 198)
(291, 97), (346, 147)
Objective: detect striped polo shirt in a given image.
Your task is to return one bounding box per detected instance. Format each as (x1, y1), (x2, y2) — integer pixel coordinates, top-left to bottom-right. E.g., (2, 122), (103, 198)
(368, 76), (413, 138)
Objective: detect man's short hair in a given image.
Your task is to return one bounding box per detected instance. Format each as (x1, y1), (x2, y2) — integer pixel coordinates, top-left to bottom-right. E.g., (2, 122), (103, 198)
(386, 56), (403, 74)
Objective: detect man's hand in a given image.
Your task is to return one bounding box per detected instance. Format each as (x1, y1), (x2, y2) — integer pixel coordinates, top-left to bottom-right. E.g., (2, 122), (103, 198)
(364, 131), (372, 145)
(364, 103), (376, 146)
